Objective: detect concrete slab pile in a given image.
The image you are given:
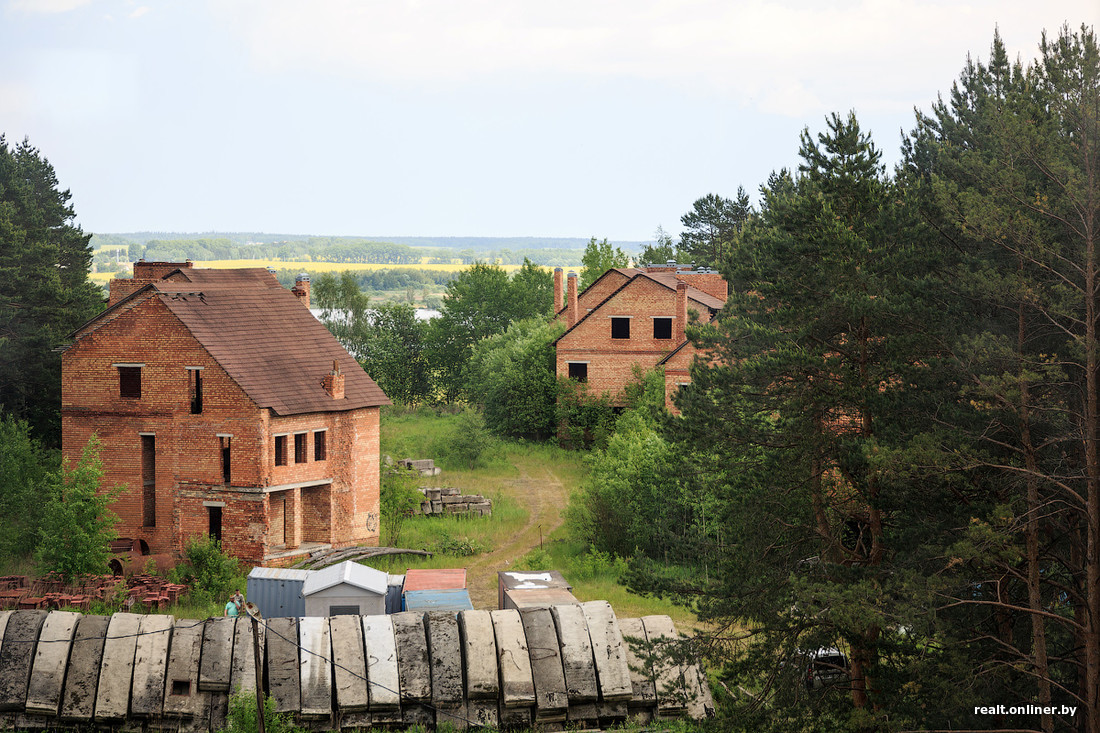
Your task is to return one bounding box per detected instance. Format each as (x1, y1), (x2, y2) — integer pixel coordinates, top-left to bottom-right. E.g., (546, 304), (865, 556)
(417, 487), (493, 517)
(0, 605), (711, 730)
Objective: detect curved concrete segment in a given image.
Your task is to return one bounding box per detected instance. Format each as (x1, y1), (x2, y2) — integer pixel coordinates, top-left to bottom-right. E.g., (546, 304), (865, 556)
(0, 606), (711, 730)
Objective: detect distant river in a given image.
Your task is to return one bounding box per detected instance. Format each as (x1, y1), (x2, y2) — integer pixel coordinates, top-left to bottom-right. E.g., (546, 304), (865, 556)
(310, 307), (440, 321)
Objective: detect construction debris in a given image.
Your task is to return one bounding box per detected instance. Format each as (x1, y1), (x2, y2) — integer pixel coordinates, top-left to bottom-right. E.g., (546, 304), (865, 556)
(417, 487), (493, 517)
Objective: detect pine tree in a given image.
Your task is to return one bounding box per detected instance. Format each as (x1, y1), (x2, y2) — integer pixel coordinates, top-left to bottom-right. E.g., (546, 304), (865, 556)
(0, 137), (103, 445)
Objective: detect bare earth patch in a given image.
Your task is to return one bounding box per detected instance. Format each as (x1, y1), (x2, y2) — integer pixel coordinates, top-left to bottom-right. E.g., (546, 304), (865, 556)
(464, 466), (568, 609)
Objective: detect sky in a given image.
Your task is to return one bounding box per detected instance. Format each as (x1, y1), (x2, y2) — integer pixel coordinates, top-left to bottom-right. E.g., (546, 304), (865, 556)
(1, 1), (1096, 242)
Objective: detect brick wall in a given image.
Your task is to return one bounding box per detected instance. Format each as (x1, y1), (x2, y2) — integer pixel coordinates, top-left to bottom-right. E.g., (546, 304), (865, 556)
(556, 277), (684, 403)
(62, 294), (382, 566)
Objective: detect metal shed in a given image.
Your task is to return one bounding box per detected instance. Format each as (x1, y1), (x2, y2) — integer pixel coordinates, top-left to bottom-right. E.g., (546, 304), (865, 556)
(402, 589), (474, 613)
(246, 567), (311, 618)
(302, 561), (387, 617)
(402, 568), (466, 592)
(497, 570), (573, 609)
(386, 575), (405, 615)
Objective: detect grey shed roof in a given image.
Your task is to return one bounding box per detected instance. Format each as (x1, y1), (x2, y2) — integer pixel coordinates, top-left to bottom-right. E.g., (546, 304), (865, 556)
(302, 560), (387, 596)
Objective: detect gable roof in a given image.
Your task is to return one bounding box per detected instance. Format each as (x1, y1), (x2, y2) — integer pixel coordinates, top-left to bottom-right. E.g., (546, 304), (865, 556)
(71, 269), (390, 415)
(302, 560), (388, 596)
(553, 271), (725, 345)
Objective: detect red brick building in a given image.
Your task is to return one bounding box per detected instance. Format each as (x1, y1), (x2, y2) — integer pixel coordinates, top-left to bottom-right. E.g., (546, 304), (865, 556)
(552, 264), (726, 410)
(61, 262), (390, 566)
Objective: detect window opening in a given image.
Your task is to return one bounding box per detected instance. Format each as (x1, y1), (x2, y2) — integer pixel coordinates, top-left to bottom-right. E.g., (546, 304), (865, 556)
(119, 366), (141, 399)
(170, 680), (191, 696)
(275, 435), (287, 466)
(189, 369), (203, 414)
(611, 317), (630, 339)
(314, 431), (327, 461)
(141, 435), (155, 528)
(653, 317), (673, 339)
(221, 436), (231, 484)
(329, 605), (359, 616)
(567, 362), (588, 383)
(208, 505), (222, 542)
(294, 433), (307, 464)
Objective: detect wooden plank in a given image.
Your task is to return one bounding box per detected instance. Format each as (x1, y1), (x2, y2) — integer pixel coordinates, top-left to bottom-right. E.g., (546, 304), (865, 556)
(518, 607), (568, 721)
(25, 611), (82, 716)
(581, 600), (632, 702)
(94, 612), (142, 722)
(298, 616), (332, 720)
(59, 614), (109, 722)
(489, 609), (536, 708)
(550, 604), (597, 702)
(425, 611), (463, 709)
(640, 615), (687, 715)
(329, 615), (368, 713)
(361, 615), (399, 710)
(264, 617), (300, 715)
(617, 618), (657, 707)
(197, 616), (235, 693)
(229, 617), (265, 695)
(390, 611), (430, 702)
(131, 614), (174, 718)
(457, 610), (498, 700)
(162, 619), (208, 720)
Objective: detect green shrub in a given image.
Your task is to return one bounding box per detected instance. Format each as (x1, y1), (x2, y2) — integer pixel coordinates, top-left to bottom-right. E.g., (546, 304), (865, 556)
(220, 691), (307, 733)
(381, 467), (423, 547)
(429, 531), (488, 557)
(172, 535), (242, 607)
(430, 409), (502, 469)
(35, 436), (120, 582)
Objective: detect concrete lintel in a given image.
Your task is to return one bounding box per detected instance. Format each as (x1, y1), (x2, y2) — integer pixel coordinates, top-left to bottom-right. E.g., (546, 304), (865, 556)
(264, 479), (333, 494)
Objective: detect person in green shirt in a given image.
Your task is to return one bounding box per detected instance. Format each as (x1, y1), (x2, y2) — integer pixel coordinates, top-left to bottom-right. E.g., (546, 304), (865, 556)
(224, 588), (242, 617)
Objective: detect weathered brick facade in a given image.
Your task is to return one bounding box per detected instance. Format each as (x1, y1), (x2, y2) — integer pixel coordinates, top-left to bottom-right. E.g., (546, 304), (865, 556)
(553, 265), (725, 410)
(62, 263), (389, 566)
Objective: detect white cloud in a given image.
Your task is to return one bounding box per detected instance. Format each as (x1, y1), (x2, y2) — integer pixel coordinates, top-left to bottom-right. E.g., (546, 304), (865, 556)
(208, 0), (1099, 119)
(128, 5), (148, 18)
(8, 0), (92, 13)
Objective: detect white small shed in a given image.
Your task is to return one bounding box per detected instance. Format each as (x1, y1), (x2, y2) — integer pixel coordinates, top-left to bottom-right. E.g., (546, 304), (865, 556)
(302, 561), (388, 617)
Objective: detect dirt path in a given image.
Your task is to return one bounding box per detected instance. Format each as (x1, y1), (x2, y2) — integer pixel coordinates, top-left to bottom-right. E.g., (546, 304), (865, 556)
(465, 465), (568, 609)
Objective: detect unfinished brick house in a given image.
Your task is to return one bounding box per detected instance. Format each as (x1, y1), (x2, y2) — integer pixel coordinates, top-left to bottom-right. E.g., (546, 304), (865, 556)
(552, 263), (727, 410)
(61, 261), (390, 566)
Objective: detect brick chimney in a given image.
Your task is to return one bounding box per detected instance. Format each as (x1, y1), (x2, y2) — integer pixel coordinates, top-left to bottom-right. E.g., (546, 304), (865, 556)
(676, 279), (688, 341)
(554, 267), (564, 314)
(322, 359), (345, 399)
(567, 271), (579, 327)
(292, 272), (311, 309)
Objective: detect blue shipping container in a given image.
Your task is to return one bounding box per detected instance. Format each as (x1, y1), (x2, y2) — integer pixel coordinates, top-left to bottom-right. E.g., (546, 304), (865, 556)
(402, 588), (474, 612)
(247, 567), (311, 618)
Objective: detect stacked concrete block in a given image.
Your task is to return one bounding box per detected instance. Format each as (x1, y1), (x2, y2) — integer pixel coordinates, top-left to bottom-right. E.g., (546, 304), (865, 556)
(0, 606), (712, 731)
(398, 458), (442, 477)
(417, 487), (493, 517)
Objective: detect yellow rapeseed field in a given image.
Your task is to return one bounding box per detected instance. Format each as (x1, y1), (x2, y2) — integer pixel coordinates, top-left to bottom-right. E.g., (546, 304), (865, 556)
(87, 259), (568, 285)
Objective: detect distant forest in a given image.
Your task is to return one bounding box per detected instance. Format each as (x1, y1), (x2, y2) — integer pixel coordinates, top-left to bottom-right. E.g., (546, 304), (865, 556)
(89, 232), (644, 269)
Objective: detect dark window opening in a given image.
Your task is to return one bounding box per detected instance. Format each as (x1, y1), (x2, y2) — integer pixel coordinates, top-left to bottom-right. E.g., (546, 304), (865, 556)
(653, 317), (673, 339)
(189, 369), (203, 414)
(208, 505), (222, 543)
(294, 433), (307, 464)
(141, 435), (155, 528)
(611, 317), (630, 339)
(170, 680), (191, 696)
(329, 605), (359, 616)
(119, 366), (141, 399)
(567, 362), (588, 383)
(221, 436), (231, 484)
(314, 431), (327, 462)
(275, 435), (287, 466)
